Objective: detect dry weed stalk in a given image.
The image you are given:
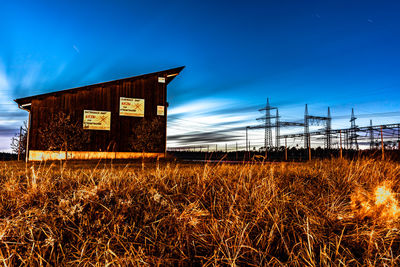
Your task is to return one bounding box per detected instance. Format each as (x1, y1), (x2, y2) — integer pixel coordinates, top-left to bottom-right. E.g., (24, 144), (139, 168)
(0, 158), (399, 265)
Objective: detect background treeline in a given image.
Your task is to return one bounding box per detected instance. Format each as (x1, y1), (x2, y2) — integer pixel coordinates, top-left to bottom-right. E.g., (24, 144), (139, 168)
(169, 148), (400, 161)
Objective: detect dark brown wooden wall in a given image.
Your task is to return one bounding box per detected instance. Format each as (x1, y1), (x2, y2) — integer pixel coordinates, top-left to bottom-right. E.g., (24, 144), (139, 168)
(29, 75), (167, 152)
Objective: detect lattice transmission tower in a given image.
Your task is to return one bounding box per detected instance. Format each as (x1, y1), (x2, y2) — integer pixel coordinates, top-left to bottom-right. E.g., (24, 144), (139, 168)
(257, 98), (277, 149)
(304, 104), (310, 149)
(369, 120), (374, 149)
(349, 108), (359, 149)
(276, 109), (280, 148)
(324, 107), (332, 149)
(304, 104), (332, 149)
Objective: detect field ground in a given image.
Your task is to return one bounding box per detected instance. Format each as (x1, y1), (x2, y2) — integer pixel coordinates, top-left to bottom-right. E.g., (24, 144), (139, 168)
(0, 158), (399, 265)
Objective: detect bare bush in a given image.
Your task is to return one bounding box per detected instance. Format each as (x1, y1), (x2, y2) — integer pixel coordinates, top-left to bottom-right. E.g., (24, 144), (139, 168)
(130, 117), (165, 152)
(10, 121), (27, 157)
(38, 111), (90, 158)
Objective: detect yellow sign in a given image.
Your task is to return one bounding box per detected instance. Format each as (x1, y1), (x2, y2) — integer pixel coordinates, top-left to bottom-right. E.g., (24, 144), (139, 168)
(83, 110), (111, 131)
(157, 105), (165, 116)
(120, 97), (145, 117)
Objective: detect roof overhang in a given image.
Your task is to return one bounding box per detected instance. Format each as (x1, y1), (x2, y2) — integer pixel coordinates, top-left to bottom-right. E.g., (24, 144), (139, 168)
(18, 102), (31, 111)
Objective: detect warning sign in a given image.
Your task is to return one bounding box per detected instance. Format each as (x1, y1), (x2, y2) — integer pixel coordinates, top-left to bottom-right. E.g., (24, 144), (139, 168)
(83, 110), (111, 131)
(157, 105), (165, 116)
(120, 97), (145, 117)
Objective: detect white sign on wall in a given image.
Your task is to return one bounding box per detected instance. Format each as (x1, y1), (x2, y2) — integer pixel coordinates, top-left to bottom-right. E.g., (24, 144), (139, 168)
(158, 77), (166, 83)
(119, 97), (145, 117)
(157, 105), (165, 116)
(83, 110), (111, 131)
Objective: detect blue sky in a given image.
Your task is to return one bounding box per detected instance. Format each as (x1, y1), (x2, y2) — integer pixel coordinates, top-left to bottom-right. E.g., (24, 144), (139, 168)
(1, 0), (400, 151)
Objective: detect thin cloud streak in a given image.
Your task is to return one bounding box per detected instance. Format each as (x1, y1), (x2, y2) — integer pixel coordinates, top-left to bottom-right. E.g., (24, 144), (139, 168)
(73, 45), (80, 53)
(0, 63), (24, 136)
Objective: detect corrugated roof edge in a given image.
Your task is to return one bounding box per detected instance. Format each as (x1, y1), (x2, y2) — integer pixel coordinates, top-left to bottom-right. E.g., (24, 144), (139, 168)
(14, 66), (185, 105)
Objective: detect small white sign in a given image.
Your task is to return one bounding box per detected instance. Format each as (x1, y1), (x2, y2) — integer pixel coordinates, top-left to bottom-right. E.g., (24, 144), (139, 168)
(157, 105), (165, 116)
(83, 110), (111, 131)
(158, 77), (166, 83)
(120, 97), (145, 117)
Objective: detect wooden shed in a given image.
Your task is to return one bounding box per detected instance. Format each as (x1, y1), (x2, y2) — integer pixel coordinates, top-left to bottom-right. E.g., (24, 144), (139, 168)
(15, 66), (184, 161)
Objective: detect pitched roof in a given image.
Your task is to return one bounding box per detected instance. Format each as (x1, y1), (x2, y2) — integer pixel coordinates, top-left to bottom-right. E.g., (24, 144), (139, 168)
(15, 66), (185, 106)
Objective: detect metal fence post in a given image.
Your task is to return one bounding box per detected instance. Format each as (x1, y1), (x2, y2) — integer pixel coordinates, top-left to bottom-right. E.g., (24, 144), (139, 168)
(381, 125), (384, 160)
(339, 130), (343, 159)
(17, 126), (22, 161)
(284, 137), (287, 161)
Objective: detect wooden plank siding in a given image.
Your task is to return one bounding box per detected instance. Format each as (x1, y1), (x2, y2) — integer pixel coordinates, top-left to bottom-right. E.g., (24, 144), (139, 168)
(15, 67), (184, 158)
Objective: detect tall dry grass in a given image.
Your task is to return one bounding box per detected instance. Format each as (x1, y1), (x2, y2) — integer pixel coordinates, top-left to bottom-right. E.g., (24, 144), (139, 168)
(0, 159), (399, 266)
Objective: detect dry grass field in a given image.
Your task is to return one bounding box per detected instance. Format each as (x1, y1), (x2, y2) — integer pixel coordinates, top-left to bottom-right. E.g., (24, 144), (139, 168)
(0, 158), (399, 266)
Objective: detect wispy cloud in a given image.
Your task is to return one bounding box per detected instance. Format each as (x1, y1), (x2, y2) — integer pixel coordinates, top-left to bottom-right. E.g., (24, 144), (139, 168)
(0, 62), (28, 151)
(20, 62), (43, 89)
(167, 98), (262, 148)
(73, 45), (80, 53)
(168, 98), (233, 116)
(168, 126), (245, 144)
